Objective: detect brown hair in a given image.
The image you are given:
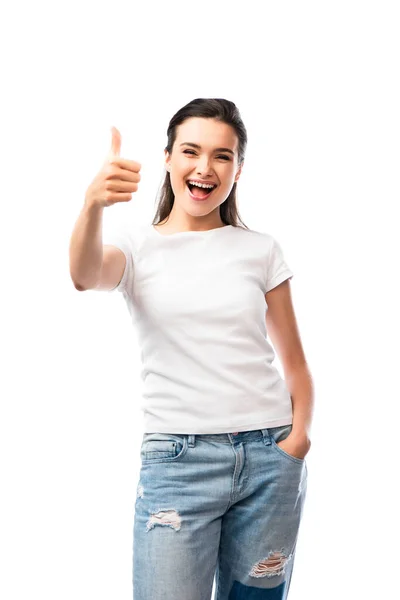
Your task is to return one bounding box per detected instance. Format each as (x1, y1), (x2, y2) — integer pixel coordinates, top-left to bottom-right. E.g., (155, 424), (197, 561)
(152, 98), (249, 229)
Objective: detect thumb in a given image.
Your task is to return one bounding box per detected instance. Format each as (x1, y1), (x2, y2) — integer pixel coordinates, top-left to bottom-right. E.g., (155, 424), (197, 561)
(107, 126), (122, 161)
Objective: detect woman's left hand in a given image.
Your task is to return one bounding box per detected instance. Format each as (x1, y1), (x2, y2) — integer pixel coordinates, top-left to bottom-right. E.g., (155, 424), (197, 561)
(277, 433), (311, 461)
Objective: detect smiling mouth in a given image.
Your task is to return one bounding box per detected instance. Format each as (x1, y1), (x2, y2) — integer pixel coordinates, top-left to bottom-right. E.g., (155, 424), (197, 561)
(186, 181), (217, 199)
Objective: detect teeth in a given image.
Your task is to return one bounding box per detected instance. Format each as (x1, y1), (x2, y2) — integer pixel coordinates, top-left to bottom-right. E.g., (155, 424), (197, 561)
(188, 180), (215, 189)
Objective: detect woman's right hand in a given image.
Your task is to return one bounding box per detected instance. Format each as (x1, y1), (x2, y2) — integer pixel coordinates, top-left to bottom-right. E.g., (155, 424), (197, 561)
(84, 126), (142, 209)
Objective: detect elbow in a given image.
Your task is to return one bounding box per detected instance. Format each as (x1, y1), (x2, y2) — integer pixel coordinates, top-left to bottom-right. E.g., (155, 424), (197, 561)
(71, 277), (89, 291)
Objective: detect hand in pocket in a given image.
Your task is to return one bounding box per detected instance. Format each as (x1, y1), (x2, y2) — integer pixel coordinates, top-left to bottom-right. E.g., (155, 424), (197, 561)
(277, 433), (311, 460)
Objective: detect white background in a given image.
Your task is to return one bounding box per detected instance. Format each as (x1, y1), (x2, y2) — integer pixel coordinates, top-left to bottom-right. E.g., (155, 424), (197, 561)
(1, 1), (399, 598)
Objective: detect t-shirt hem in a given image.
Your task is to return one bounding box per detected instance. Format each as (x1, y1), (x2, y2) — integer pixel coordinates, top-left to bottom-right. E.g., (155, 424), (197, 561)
(265, 270), (293, 293)
(103, 243), (129, 293)
(144, 415), (293, 435)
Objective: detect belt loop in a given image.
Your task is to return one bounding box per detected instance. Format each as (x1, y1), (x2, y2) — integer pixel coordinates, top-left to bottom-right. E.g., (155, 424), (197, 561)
(261, 428), (272, 446)
(188, 434), (195, 447)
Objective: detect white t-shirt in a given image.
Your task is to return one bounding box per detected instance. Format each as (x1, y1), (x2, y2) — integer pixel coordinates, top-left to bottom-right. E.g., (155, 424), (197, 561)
(102, 222), (294, 434)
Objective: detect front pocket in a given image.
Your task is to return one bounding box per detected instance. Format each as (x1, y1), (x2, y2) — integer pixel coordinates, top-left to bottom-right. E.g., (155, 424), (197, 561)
(269, 425), (305, 465)
(140, 433), (188, 463)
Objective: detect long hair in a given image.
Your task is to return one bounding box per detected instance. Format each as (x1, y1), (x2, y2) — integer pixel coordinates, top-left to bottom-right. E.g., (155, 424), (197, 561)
(152, 98), (249, 229)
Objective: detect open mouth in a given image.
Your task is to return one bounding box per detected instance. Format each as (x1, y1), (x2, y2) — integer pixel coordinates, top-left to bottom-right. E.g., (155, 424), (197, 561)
(186, 181), (217, 200)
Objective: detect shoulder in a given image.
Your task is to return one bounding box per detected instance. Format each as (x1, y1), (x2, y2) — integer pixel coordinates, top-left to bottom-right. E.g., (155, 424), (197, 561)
(232, 224), (274, 239)
(102, 220), (151, 263)
(122, 222), (151, 253)
(231, 225), (277, 251)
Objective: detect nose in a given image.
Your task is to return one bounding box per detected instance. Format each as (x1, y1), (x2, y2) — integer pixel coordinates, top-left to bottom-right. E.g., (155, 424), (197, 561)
(196, 156), (213, 176)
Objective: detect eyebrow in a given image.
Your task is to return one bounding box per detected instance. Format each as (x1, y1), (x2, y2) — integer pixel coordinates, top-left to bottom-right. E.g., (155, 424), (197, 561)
(179, 142), (235, 156)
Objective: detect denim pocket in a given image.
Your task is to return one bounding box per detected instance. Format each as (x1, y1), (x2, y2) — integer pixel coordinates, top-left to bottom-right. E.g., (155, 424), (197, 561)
(140, 433), (188, 463)
(269, 424), (305, 465)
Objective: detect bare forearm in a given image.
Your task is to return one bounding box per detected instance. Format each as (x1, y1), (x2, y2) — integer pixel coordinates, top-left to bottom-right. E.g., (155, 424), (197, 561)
(69, 201), (104, 290)
(285, 364), (315, 440)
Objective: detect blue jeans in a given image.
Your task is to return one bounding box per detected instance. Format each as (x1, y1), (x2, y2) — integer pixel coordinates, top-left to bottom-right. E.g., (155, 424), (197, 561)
(133, 424), (308, 599)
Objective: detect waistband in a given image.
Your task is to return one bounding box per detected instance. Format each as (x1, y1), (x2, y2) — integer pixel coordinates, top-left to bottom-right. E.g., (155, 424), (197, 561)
(143, 426), (292, 447)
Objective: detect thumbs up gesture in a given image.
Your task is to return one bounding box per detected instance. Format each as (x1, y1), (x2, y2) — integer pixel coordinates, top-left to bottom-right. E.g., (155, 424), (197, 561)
(84, 127), (142, 208)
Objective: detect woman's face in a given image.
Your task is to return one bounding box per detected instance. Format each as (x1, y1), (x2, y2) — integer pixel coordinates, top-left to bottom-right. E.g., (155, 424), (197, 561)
(165, 117), (242, 219)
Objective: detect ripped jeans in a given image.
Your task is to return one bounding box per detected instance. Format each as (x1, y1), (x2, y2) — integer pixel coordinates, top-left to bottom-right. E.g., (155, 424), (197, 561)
(132, 424), (308, 599)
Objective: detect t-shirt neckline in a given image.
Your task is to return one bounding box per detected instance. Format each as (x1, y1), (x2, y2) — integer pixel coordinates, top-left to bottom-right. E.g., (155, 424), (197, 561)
(150, 224), (233, 237)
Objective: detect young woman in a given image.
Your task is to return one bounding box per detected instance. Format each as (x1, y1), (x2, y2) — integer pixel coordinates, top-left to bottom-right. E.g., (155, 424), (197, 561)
(69, 98), (314, 600)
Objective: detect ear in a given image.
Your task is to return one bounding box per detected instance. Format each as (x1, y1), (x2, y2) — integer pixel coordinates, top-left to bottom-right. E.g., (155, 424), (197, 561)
(164, 150), (170, 172)
(234, 162), (243, 183)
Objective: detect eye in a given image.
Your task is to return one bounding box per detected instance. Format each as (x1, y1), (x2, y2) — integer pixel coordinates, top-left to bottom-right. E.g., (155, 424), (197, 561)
(183, 150), (230, 160)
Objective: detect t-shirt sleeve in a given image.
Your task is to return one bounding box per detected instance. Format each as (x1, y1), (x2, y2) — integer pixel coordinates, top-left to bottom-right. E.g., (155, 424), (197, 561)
(102, 224), (134, 294)
(265, 236), (294, 293)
